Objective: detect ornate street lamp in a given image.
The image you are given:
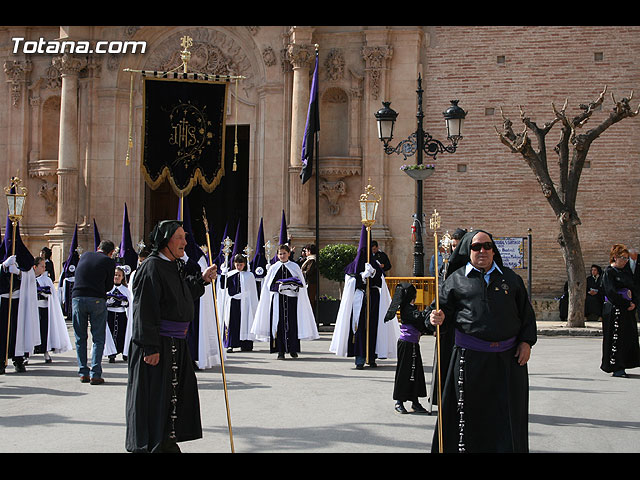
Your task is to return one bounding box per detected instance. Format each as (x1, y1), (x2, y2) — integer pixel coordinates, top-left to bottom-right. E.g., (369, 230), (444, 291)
(359, 180), (381, 365)
(3, 176), (27, 367)
(375, 75), (466, 276)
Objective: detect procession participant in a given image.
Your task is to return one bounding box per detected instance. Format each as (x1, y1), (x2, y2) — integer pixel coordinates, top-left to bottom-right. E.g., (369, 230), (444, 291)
(249, 218), (268, 297)
(330, 225), (398, 369)
(300, 244), (318, 313)
(71, 240), (116, 384)
(0, 219), (38, 374)
(58, 225), (79, 319)
(385, 282), (431, 414)
(251, 243), (319, 359)
(33, 257), (72, 363)
(428, 229), (537, 453)
(125, 220), (217, 453)
(39, 247), (55, 281)
(219, 253), (258, 353)
(105, 265), (133, 363)
(180, 202), (223, 371)
(600, 244), (640, 378)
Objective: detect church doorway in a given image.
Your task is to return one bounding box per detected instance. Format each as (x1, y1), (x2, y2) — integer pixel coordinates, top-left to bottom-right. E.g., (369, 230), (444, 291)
(144, 125), (250, 256)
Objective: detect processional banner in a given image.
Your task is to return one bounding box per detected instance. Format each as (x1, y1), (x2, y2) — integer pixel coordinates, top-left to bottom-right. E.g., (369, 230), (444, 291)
(142, 77), (228, 196)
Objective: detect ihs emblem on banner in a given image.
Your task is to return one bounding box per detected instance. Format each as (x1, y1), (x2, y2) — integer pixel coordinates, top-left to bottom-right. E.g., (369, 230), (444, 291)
(168, 101), (214, 168)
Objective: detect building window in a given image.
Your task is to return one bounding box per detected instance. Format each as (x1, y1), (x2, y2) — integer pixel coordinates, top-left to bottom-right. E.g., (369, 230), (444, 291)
(457, 164), (467, 173)
(485, 107), (495, 116)
(497, 55), (506, 65)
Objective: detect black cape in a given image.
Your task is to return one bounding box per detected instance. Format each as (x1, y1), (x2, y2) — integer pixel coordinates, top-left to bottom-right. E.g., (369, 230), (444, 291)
(125, 253), (206, 453)
(428, 230), (537, 453)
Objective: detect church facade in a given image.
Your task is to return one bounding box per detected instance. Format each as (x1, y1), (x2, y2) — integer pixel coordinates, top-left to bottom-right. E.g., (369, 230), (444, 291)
(1, 25), (639, 303)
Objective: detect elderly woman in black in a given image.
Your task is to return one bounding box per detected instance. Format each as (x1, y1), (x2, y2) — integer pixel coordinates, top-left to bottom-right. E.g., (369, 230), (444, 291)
(600, 244), (640, 378)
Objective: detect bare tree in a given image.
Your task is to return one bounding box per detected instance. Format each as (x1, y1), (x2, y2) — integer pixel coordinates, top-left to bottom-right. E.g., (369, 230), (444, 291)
(496, 86), (639, 327)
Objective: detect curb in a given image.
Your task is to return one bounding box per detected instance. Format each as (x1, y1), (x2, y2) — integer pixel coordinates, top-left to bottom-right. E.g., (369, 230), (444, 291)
(317, 323), (603, 336)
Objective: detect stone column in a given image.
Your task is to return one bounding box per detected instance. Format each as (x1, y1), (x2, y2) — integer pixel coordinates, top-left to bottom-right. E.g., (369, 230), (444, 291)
(46, 54), (86, 266)
(286, 42), (315, 231)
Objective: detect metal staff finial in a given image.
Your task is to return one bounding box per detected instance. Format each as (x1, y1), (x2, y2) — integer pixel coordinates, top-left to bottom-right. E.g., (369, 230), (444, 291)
(429, 209), (441, 231)
(180, 35), (193, 74)
(243, 244), (253, 261)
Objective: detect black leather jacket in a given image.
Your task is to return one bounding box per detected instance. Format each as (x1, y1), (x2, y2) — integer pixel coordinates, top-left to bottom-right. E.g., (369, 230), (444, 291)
(427, 264), (537, 346)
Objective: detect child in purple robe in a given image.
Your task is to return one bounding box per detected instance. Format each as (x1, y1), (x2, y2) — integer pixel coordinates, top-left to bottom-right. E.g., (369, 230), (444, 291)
(385, 282), (432, 414)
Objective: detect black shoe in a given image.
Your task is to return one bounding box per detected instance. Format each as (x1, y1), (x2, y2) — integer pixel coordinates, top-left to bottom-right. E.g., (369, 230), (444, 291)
(13, 360), (26, 373)
(411, 402), (428, 414)
(108, 356), (116, 363)
(395, 403), (408, 414)
(227, 348), (233, 353)
(613, 370), (628, 378)
(290, 352), (298, 358)
(277, 352), (285, 359)
(355, 364), (364, 370)
(368, 361), (378, 368)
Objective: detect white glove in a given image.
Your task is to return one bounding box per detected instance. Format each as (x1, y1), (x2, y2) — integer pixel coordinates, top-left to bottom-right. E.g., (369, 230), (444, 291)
(360, 262), (375, 280)
(220, 265), (229, 275)
(8, 264), (20, 275)
(2, 255), (17, 269)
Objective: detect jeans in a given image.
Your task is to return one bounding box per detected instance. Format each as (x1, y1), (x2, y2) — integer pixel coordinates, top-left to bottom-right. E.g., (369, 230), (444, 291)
(72, 297), (107, 379)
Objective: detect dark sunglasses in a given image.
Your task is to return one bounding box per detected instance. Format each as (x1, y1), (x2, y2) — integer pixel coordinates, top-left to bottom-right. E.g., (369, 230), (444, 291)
(470, 242), (493, 252)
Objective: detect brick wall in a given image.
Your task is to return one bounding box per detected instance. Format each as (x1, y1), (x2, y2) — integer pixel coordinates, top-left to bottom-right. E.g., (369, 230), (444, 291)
(421, 25), (640, 298)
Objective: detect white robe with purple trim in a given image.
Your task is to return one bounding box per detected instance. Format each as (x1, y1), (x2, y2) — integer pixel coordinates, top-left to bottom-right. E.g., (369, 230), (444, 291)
(250, 260), (319, 342)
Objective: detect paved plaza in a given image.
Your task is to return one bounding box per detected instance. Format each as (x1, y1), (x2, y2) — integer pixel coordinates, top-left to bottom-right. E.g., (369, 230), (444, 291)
(0, 323), (638, 454)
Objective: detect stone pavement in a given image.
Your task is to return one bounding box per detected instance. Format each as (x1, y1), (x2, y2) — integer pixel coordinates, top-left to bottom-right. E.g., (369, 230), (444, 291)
(2, 320), (638, 454)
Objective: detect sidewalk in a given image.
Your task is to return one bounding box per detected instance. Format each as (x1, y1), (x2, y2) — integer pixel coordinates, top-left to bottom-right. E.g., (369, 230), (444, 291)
(319, 320), (604, 337)
(535, 320), (602, 336)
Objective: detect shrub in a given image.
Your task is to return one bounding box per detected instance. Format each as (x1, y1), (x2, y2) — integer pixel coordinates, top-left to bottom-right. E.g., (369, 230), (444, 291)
(318, 243), (357, 283)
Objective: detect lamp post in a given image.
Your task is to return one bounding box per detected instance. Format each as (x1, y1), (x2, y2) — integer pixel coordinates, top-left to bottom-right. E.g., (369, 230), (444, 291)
(375, 74), (466, 276)
(4, 176), (27, 367)
(359, 180), (380, 365)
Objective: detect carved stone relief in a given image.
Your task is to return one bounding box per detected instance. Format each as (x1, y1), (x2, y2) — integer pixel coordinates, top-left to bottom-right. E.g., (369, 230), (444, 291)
(361, 45), (392, 100)
(38, 180), (58, 216)
(4, 59), (32, 107)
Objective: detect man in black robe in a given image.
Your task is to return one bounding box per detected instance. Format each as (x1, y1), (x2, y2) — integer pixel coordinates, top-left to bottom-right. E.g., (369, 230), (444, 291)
(125, 220), (217, 453)
(428, 229), (537, 453)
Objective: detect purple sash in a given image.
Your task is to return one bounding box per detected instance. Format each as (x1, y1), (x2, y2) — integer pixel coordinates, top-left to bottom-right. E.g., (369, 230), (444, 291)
(455, 329), (516, 353)
(159, 320), (190, 339)
(605, 288), (632, 303)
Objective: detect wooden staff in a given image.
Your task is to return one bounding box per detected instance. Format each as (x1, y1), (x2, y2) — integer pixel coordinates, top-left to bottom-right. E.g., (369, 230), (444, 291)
(202, 207), (235, 453)
(429, 209), (444, 453)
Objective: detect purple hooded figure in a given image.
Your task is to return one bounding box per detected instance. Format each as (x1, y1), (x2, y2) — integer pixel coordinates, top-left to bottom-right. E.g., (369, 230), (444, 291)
(330, 224), (396, 369)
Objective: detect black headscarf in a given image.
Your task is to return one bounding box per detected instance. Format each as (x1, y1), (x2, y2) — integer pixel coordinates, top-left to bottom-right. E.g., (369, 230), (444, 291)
(149, 220), (183, 253)
(384, 282), (417, 322)
(445, 229), (503, 278)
